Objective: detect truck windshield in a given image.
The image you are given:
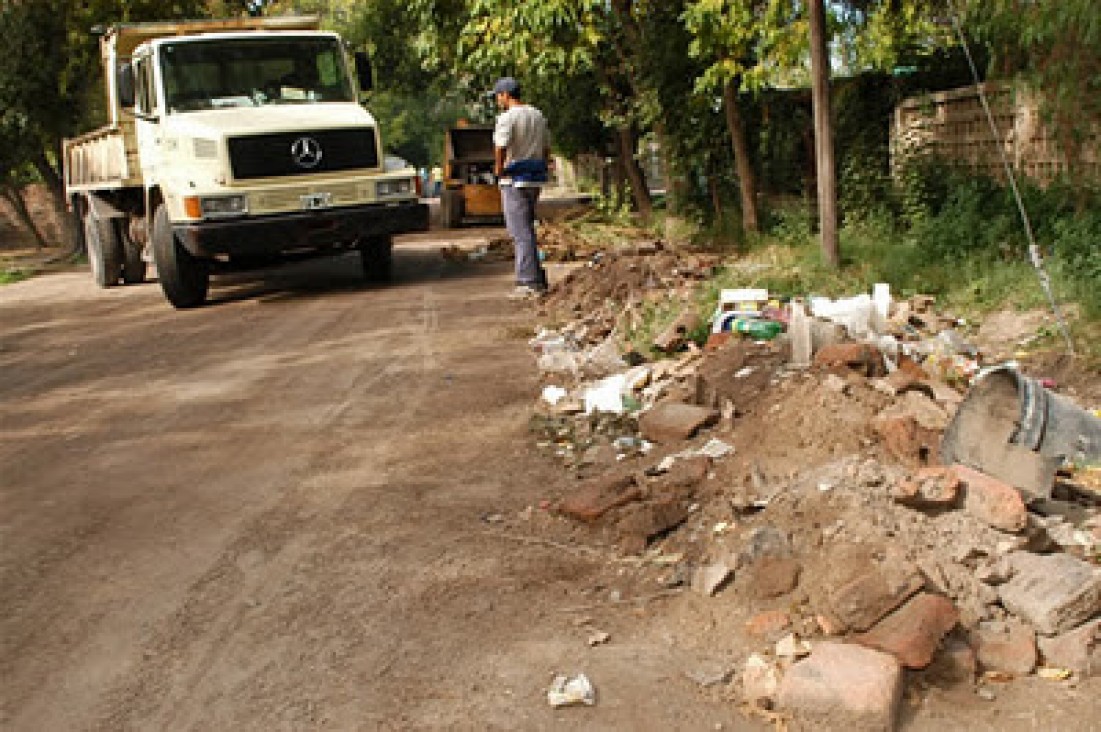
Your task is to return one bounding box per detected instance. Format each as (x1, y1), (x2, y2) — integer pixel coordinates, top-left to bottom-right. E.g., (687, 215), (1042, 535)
(160, 36), (354, 112)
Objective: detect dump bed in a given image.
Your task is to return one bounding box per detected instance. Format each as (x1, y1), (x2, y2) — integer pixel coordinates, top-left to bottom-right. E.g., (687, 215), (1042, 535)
(64, 124), (141, 193)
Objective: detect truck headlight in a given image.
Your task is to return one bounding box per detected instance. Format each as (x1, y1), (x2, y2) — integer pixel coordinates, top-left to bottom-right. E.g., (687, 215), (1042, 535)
(376, 179), (413, 197)
(195, 194), (248, 218)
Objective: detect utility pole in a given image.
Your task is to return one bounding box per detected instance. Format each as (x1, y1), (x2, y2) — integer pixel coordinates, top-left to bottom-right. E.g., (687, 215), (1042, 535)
(809, 0), (839, 267)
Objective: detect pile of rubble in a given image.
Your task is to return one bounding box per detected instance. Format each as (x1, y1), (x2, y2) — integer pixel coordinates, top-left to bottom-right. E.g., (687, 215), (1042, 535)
(523, 244), (1100, 729)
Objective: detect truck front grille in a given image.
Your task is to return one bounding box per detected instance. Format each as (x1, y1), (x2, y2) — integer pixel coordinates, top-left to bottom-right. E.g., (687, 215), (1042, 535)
(228, 128), (379, 180)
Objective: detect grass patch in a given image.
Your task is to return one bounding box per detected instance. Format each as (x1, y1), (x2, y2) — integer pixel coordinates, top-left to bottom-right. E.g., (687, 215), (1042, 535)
(0, 266), (32, 285)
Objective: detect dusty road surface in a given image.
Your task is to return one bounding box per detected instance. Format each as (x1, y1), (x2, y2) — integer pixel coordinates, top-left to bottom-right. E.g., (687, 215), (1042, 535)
(1, 232), (755, 731)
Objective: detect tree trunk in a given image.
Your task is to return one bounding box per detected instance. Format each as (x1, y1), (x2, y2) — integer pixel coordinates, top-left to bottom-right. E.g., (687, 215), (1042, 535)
(616, 125), (652, 220)
(32, 147), (76, 251)
(809, 0), (839, 267)
(722, 80), (760, 234)
(1, 185), (50, 249)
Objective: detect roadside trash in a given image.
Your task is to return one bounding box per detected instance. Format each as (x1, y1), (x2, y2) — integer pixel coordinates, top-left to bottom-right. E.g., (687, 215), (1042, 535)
(547, 673), (596, 707)
(692, 560), (735, 596)
(789, 300), (812, 368)
(775, 633), (812, 658)
(810, 293), (877, 339)
(542, 386), (568, 406)
(584, 374), (628, 415)
(942, 364), (1101, 497)
(586, 630), (611, 647)
(718, 288), (770, 317)
(712, 315), (783, 340)
(695, 438), (735, 460)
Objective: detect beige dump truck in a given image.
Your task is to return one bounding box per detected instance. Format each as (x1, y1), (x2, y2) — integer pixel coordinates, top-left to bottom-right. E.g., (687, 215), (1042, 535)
(64, 16), (427, 308)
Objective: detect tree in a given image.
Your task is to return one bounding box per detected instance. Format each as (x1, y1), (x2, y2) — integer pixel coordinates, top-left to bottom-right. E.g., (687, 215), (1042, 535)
(683, 1), (809, 234)
(808, 0), (839, 266)
(963, 0), (1101, 208)
(0, 1), (217, 249)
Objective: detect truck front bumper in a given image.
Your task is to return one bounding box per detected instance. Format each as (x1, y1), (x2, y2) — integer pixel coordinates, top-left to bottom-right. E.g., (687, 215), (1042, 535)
(173, 200), (428, 258)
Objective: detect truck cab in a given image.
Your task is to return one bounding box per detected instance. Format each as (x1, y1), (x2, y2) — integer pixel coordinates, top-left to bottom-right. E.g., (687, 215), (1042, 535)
(64, 17), (427, 308)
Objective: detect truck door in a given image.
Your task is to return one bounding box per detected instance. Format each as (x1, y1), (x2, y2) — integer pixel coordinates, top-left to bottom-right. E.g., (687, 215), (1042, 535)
(132, 53), (162, 182)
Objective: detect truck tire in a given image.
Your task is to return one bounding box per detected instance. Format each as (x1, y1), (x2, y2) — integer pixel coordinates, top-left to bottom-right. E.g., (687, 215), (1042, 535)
(359, 235), (393, 283)
(83, 210), (123, 288)
(152, 204), (209, 308)
(122, 239), (148, 284)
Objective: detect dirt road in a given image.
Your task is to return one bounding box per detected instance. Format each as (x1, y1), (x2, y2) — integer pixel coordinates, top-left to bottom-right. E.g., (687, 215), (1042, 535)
(1, 233), (755, 731)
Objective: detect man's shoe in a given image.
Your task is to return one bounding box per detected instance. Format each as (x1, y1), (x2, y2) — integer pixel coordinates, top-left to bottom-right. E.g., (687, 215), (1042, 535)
(508, 284), (547, 300)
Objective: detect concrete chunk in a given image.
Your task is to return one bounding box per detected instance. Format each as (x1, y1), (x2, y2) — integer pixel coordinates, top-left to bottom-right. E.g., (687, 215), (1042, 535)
(999, 552), (1101, 635)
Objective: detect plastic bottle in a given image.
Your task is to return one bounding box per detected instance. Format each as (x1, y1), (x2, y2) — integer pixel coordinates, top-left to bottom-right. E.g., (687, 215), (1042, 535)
(732, 318), (783, 340)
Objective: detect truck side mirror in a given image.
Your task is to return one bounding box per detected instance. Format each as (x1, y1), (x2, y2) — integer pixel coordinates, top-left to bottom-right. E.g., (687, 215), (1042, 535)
(354, 52), (373, 92)
(117, 63), (136, 108)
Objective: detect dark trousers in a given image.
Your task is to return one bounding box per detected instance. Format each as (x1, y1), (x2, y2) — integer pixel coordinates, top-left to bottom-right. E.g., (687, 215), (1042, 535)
(501, 184), (546, 287)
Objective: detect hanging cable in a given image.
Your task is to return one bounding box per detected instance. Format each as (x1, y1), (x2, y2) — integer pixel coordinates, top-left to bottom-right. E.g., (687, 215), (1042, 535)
(944, 0), (1076, 355)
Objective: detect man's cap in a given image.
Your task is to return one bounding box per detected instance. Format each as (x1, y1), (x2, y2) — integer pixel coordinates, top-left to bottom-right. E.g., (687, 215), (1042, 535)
(492, 77), (521, 97)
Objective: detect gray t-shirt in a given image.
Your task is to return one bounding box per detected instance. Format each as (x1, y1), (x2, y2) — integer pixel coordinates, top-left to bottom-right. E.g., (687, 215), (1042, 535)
(494, 104), (549, 164)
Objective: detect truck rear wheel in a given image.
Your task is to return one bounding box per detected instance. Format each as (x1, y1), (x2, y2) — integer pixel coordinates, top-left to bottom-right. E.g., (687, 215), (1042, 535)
(152, 204), (209, 308)
(83, 210), (123, 288)
(359, 235), (393, 283)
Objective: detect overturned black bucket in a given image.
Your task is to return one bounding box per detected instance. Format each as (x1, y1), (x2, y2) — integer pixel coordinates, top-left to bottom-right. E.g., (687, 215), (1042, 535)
(941, 365), (1101, 498)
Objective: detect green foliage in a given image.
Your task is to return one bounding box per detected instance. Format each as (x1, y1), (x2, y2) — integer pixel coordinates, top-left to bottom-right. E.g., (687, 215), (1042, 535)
(0, 267), (32, 286)
(965, 0), (1101, 198)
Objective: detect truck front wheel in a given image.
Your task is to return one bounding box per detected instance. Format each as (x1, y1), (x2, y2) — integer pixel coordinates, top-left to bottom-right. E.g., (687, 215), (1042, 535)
(152, 204), (209, 308)
(83, 210), (123, 288)
(359, 235), (393, 283)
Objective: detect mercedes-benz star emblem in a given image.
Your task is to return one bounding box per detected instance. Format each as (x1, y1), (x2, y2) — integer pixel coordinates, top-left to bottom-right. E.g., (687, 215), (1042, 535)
(291, 137), (323, 169)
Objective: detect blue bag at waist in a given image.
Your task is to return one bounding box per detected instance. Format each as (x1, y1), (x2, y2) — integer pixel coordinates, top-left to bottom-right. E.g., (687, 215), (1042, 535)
(503, 159), (549, 184)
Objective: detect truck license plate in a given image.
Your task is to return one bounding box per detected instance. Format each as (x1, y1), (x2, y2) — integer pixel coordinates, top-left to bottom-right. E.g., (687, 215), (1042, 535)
(300, 192), (333, 210)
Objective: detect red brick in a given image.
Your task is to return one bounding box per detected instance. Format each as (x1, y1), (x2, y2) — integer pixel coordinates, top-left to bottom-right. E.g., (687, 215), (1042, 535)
(654, 455), (711, 491)
(823, 556), (925, 633)
(558, 473), (641, 522)
(892, 466), (960, 509)
(873, 415), (941, 468)
(952, 464), (1027, 533)
(974, 621), (1037, 676)
(928, 636), (977, 683)
(852, 593), (959, 669)
(814, 342), (887, 377)
(614, 494), (689, 554)
(777, 642), (903, 731)
(638, 402), (719, 443)
(746, 557), (803, 599)
(745, 609), (792, 639)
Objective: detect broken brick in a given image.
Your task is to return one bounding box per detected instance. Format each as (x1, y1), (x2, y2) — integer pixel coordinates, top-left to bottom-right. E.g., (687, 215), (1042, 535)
(953, 464), (1028, 533)
(873, 416), (941, 467)
(813, 342), (887, 378)
(852, 592), (959, 669)
(615, 495), (689, 554)
(823, 553), (925, 633)
(745, 609), (793, 639)
(777, 642), (903, 732)
(558, 473), (641, 522)
(973, 620), (1037, 676)
(638, 402), (719, 443)
(891, 466), (960, 509)
(746, 557), (803, 599)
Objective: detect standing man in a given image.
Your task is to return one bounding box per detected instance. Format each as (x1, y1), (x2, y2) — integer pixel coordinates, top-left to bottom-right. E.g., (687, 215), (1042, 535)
(492, 76), (551, 299)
